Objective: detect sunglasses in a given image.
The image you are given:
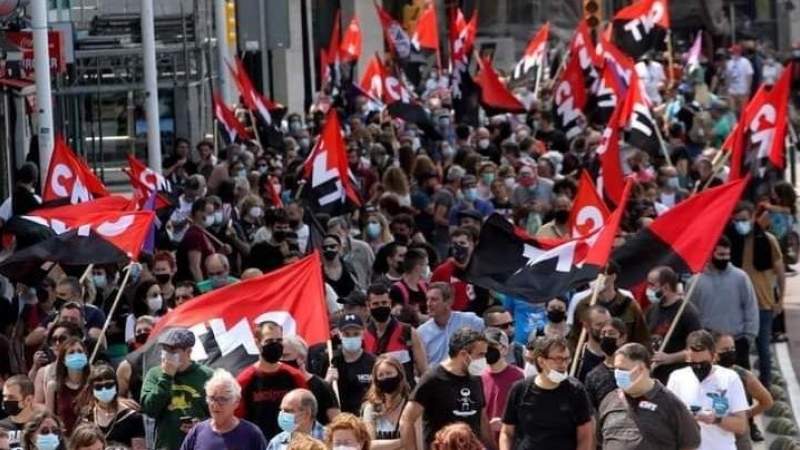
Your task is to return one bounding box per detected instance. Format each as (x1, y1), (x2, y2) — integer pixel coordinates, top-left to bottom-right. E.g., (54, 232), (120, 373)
(39, 428), (60, 435)
(94, 380), (116, 390)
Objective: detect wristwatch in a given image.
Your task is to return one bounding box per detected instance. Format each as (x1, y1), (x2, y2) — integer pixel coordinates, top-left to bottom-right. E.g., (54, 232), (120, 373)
(714, 416), (723, 425)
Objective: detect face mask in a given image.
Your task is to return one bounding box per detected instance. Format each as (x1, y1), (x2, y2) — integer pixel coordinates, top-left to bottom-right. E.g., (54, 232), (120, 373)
(711, 257), (729, 271)
(546, 310), (566, 324)
(464, 187), (478, 202)
(442, 146), (456, 158)
(290, 121), (302, 132)
(261, 341), (284, 364)
(65, 353), (88, 371)
(299, 138), (311, 150)
(161, 350), (182, 365)
(366, 222), (382, 238)
(524, 362), (538, 377)
(236, 169), (247, 179)
(92, 274), (107, 290)
(449, 245), (469, 263)
(258, 165), (268, 175)
(552, 210), (570, 225)
(614, 368), (635, 391)
(519, 177), (534, 188)
(93, 386), (117, 403)
(717, 350), (737, 368)
(151, 273), (170, 286)
(734, 220), (752, 236)
(341, 336), (362, 353)
(690, 361), (713, 382)
(482, 173), (495, 185)
(135, 333), (150, 345)
(478, 138), (490, 150)
(546, 368), (568, 384)
(667, 177), (680, 190)
(468, 355), (487, 375)
(376, 374), (402, 394)
(323, 250), (339, 261)
(288, 219), (301, 229)
(600, 337), (619, 356)
(277, 411), (296, 433)
(203, 215), (216, 228)
(2, 400), (21, 416)
(36, 433), (60, 450)
(249, 206), (263, 218)
(411, 137), (421, 151)
(147, 295), (163, 312)
(210, 275), (228, 288)
(485, 346), (502, 365)
(421, 265), (431, 280)
(370, 306), (392, 323)
(504, 177), (516, 189)
(646, 288), (663, 304)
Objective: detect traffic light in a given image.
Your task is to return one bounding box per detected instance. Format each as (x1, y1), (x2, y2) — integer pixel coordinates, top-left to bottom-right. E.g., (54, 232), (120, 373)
(225, 0), (236, 46)
(584, 0), (602, 28)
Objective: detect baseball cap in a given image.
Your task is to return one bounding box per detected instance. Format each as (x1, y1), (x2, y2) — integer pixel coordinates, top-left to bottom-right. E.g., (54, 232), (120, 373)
(338, 313), (364, 330)
(485, 328), (510, 348)
(157, 328), (196, 349)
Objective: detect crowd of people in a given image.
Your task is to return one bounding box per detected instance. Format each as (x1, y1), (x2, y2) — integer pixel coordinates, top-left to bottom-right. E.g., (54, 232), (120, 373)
(0, 32), (797, 450)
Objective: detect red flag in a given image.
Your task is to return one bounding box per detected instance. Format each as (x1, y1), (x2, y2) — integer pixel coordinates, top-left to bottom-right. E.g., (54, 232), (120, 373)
(302, 110), (361, 214)
(618, 72), (661, 156)
(475, 57), (526, 115)
(374, 1), (412, 60)
(613, 176), (750, 288)
(553, 50), (589, 140)
(358, 55), (385, 103)
(126, 153), (171, 193)
(147, 253), (330, 371)
(569, 170), (611, 238)
(265, 175), (284, 209)
(597, 106), (627, 206)
(596, 33), (635, 90)
(28, 196), (135, 220)
(571, 21), (602, 87)
(213, 90), (250, 143)
(745, 63), (792, 170)
(228, 58), (284, 126)
(340, 17), (362, 62)
(412, 3), (439, 51)
(512, 22), (550, 81)
(449, 8), (477, 70)
(123, 168), (172, 210)
(43, 137), (109, 204)
(584, 179), (633, 267)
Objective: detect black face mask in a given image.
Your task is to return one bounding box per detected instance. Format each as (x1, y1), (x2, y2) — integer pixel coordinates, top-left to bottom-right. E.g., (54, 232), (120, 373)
(600, 337), (619, 356)
(546, 310), (566, 324)
(717, 350), (737, 368)
(323, 250), (339, 261)
(393, 234), (410, 246)
(553, 210), (570, 225)
(154, 273), (171, 285)
(261, 341), (284, 364)
(370, 306), (392, 323)
(2, 400), (21, 417)
(273, 231), (288, 242)
(711, 258), (729, 271)
(449, 245), (470, 264)
(282, 359), (301, 369)
(375, 375), (402, 394)
(690, 361), (713, 382)
(288, 219), (301, 229)
(135, 333), (150, 345)
(485, 346), (502, 365)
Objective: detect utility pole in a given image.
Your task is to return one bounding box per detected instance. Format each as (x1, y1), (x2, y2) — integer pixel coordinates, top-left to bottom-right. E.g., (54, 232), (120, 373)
(214, 0), (236, 104)
(31, 0), (54, 183)
(142, 0), (162, 172)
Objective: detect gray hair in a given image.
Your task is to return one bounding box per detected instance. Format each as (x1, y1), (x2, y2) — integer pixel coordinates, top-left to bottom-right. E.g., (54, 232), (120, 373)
(446, 165), (466, 182)
(283, 335), (309, 360)
(297, 389), (318, 418)
(326, 216), (351, 232)
(205, 369), (242, 400)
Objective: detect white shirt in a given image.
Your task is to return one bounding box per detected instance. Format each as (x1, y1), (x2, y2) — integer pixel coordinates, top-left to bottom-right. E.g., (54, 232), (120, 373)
(635, 61), (666, 105)
(762, 61), (784, 86)
(725, 57), (754, 96)
(296, 223), (310, 253)
(666, 365), (748, 450)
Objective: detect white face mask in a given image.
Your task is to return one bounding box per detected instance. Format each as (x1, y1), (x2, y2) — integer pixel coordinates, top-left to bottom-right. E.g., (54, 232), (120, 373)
(468, 355), (487, 376)
(546, 369), (568, 384)
(148, 295), (163, 312)
(524, 362), (538, 377)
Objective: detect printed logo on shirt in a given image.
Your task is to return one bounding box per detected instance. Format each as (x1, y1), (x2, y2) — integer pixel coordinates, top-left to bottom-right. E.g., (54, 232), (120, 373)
(452, 388), (478, 418)
(168, 384), (203, 411)
(638, 400), (658, 411)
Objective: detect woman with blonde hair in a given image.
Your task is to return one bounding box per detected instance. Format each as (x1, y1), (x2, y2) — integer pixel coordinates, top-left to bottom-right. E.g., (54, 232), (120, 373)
(362, 212), (393, 254)
(324, 413), (371, 450)
(381, 167), (411, 207)
(361, 357), (410, 449)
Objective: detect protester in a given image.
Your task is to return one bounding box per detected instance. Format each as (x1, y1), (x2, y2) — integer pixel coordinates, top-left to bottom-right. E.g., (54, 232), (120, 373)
(481, 328), (524, 443)
(324, 413), (371, 450)
(0, 375), (37, 450)
(417, 283), (485, 366)
(361, 355), (410, 447)
(482, 306), (525, 368)
(267, 389), (325, 449)
(584, 318), (627, 409)
(45, 337), (90, 436)
(281, 336), (341, 425)
(67, 423), (106, 450)
(81, 364), (144, 448)
(320, 314), (377, 415)
(21, 411), (66, 450)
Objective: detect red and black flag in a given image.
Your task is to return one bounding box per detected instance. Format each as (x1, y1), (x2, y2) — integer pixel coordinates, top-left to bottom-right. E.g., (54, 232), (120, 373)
(619, 72), (662, 157)
(553, 49), (589, 140)
(511, 22), (550, 85)
(475, 56), (526, 116)
(596, 33), (636, 91)
(374, 1), (412, 61)
(137, 253), (330, 374)
(569, 170), (611, 239)
(228, 58), (286, 149)
(612, 0), (670, 60)
(213, 90), (250, 144)
(376, 57), (442, 139)
(596, 105), (628, 207)
(450, 7), (480, 127)
(43, 137), (109, 205)
(570, 21), (602, 93)
(612, 177), (750, 288)
(126, 153), (171, 193)
(591, 62), (624, 125)
(302, 110), (361, 216)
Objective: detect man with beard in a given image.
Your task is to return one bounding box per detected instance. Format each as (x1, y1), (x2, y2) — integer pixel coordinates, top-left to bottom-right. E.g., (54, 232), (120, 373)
(363, 283), (428, 385)
(246, 210), (297, 273)
(575, 306), (612, 382)
(535, 195), (572, 239)
(430, 227), (492, 314)
(236, 321), (308, 439)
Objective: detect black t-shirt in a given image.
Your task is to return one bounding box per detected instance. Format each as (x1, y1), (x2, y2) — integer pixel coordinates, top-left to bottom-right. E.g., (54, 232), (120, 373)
(306, 374), (339, 425)
(535, 128), (569, 153)
(576, 348), (606, 383)
(236, 365), (307, 438)
(91, 408), (145, 447)
(0, 417), (25, 450)
(584, 363), (617, 409)
(502, 377), (593, 450)
(246, 241), (285, 273)
(410, 365), (486, 446)
(319, 351), (377, 415)
(647, 300), (702, 384)
(325, 266), (357, 298)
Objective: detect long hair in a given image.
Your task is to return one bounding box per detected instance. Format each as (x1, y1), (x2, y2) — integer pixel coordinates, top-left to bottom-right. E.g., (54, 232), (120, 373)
(132, 279), (166, 318)
(22, 410), (65, 450)
(78, 364), (118, 417)
(382, 166), (410, 197)
(363, 356), (410, 408)
(54, 337), (89, 395)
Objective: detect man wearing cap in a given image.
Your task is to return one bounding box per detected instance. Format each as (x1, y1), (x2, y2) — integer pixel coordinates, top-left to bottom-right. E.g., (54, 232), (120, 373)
(447, 175), (494, 229)
(481, 328), (524, 442)
(320, 314), (377, 415)
(725, 45), (754, 113)
(141, 327), (213, 450)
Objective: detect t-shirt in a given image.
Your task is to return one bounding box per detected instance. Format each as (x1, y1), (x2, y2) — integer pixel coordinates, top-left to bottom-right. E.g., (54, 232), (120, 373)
(481, 365), (525, 424)
(411, 364), (486, 446)
(667, 366), (748, 450)
(725, 57), (755, 95)
(647, 300), (702, 384)
(741, 232), (782, 309)
(502, 377), (593, 450)
(0, 417), (24, 450)
(92, 408), (146, 447)
(318, 351), (377, 415)
(389, 279), (428, 314)
(430, 261), (475, 312)
(584, 363), (617, 409)
(179, 419), (267, 450)
(576, 347), (606, 383)
(176, 225), (215, 282)
(306, 375), (339, 425)
(235, 364), (308, 438)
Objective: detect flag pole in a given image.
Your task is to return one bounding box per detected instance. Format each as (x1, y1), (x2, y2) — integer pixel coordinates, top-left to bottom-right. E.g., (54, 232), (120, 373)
(569, 273), (607, 377)
(247, 110), (264, 150)
(79, 264), (94, 284)
(532, 55), (544, 100)
(326, 339), (341, 403)
(666, 31), (675, 87)
(654, 120), (674, 167)
(691, 151), (731, 195)
(657, 276), (700, 354)
(89, 262), (134, 364)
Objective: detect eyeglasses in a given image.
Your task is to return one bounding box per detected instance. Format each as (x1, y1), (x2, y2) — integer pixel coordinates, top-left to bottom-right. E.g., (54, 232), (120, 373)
(51, 335), (68, 344)
(546, 356), (571, 365)
(206, 395), (233, 405)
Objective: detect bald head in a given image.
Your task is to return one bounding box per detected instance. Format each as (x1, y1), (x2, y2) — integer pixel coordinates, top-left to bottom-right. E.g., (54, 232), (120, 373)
(205, 254), (229, 275)
(280, 388), (317, 430)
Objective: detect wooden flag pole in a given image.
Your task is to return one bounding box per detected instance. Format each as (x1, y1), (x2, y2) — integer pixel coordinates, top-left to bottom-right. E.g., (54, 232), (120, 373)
(89, 262), (133, 364)
(658, 276), (700, 354)
(569, 273), (607, 377)
(327, 339), (341, 403)
(666, 30), (675, 88)
(79, 264), (94, 284)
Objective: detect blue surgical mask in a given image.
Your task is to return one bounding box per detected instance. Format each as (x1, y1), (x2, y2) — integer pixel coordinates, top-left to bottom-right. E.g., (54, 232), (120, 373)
(277, 411), (296, 433)
(366, 223), (381, 239)
(464, 187), (478, 202)
(482, 173), (495, 185)
(92, 274), (107, 290)
(341, 336), (362, 353)
(64, 353), (88, 371)
(36, 433), (60, 450)
(614, 369), (634, 390)
(210, 274), (227, 288)
(236, 169), (247, 179)
(93, 386), (117, 403)
(734, 220), (752, 236)
(667, 177), (680, 190)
